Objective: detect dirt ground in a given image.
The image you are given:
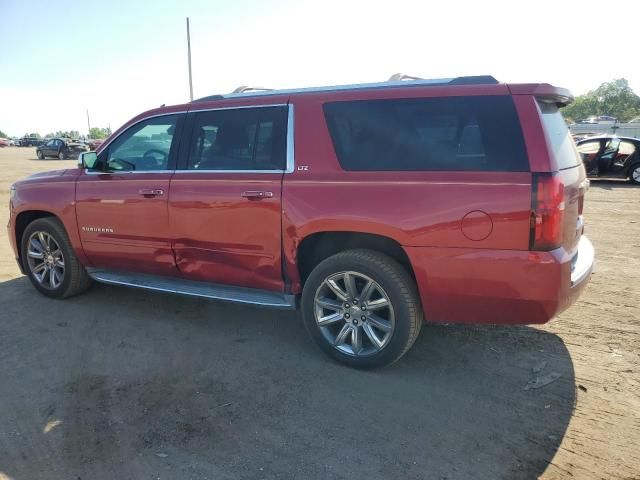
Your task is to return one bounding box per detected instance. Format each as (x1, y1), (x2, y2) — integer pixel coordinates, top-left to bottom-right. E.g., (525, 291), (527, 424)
(0, 146), (638, 480)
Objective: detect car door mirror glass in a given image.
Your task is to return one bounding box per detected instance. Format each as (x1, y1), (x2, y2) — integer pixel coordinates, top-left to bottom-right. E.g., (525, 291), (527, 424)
(80, 151), (98, 169)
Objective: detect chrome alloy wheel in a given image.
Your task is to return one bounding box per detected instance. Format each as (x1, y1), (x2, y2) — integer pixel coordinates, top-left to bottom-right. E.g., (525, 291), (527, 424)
(314, 271), (395, 356)
(633, 166), (640, 183)
(26, 231), (65, 289)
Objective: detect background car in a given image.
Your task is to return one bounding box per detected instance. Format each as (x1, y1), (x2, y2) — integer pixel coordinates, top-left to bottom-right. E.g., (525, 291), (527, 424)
(87, 138), (104, 150)
(0, 138), (9, 147)
(576, 136), (640, 184)
(19, 137), (44, 147)
(36, 138), (88, 160)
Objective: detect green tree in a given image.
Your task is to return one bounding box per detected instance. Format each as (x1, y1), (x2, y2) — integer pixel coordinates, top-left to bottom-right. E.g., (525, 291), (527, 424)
(24, 132), (42, 138)
(562, 79), (640, 123)
(0, 129), (8, 138)
(89, 127), (112, 139)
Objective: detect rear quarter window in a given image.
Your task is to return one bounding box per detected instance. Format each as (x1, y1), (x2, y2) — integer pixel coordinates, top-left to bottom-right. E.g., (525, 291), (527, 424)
(323, 96), (529, 172)
(538, 101), (581, 170)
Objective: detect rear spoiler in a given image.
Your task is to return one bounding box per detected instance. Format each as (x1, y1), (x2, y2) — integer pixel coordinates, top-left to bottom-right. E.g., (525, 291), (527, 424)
(508, 83), (574, 106)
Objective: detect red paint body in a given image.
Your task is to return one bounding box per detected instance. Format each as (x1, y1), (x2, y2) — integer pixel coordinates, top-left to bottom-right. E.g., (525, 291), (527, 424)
(7, 80), (593, 324)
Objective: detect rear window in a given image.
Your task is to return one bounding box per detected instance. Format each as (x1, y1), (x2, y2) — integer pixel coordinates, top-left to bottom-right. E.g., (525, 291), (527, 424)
(323, 96), (528, 171)
(538, 101), (580, 170)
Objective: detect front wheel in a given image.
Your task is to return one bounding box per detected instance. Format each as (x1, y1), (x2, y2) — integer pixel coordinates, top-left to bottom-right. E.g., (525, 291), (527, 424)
(301, 249), (422, 369)
(37, 150), (44, 160)
(629, 163), (640, 185)
(21, 217), (92, 298)
(58, 150), (66, 160)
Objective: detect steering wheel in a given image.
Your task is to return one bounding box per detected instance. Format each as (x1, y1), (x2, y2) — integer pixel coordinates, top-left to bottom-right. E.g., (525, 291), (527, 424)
(107, 158), (136, 171)
(143, 149), (168, 168)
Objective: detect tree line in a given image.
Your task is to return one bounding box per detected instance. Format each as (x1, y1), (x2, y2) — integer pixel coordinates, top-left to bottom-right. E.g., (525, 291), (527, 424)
(0, 127), (112, 140)
(561, 79), (640, 123)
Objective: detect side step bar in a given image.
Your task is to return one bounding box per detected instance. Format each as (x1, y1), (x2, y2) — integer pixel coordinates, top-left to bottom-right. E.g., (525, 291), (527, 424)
(86, 268), (297, 309)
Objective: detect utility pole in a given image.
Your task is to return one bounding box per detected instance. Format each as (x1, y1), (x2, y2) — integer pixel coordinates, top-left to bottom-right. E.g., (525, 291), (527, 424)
(86, 109), (91, 137)
(186, 17), (194, 101)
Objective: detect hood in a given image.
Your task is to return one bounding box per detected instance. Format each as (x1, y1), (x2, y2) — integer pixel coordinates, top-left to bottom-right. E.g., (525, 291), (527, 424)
(15, 169), (76, 186)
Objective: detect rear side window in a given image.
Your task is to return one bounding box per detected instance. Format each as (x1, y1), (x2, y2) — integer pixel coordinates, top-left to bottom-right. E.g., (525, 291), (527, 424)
(323, 96), (528, 171)
(538, 102), (580, 170)
(187, 106), (287, 171)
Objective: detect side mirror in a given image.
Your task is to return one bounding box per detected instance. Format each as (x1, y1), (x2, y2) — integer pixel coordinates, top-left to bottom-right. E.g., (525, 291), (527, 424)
(78, 151), (98, 169)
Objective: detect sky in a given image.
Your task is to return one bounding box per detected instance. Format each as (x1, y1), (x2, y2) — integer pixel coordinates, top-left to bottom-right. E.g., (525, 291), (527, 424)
(1, 0), (640, 137)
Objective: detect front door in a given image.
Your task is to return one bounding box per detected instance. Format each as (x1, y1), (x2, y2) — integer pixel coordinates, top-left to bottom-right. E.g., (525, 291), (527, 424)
(76, 113), (184, 275)
(169, 105), (289, 292)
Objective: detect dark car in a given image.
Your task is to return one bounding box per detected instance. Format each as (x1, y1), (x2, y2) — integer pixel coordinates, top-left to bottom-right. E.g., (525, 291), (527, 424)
(36, 138), (88, 160)
(20, 137), (44, 147)
(576, 136), (640, 185)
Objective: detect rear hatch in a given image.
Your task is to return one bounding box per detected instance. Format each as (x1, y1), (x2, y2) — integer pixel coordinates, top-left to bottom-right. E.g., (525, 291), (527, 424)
(531, 100), (587, 255)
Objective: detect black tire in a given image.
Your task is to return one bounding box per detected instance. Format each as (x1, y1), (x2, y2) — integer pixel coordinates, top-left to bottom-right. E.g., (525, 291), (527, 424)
(628, 163), (640, 185)
(37, 150), (44, 160)
(58, 150), (66, 160)
(301, 249), (422, 369)
(21, 217), (92, 299)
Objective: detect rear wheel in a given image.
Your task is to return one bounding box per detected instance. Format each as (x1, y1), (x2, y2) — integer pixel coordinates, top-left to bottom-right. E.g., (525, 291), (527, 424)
(301, 249), (422, 369)
(629, 163), (640, 185)
(21, 217), (92, 299)
(37, 150), (44, 160)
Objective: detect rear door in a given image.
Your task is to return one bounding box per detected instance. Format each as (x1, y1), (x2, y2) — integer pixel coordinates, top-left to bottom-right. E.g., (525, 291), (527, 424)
(75, 113), (185, 275)
(168, 104), (289, 292)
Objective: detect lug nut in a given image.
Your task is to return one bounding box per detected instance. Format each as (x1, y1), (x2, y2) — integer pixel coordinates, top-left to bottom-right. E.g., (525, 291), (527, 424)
(361, 305), (366, 310)
(361, 316), (366, 321)
(353, 300), (358, 305)
(345, 313), (350, 319)
(345, 303), (350, 309)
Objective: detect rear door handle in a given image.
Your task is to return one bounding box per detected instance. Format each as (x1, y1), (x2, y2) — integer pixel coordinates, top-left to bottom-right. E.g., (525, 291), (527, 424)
(138, 188), (164, 197)
(241, 190), (273, 199)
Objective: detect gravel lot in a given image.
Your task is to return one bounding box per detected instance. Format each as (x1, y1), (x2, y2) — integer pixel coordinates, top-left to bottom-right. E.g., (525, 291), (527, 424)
(0, 146), (638, 480)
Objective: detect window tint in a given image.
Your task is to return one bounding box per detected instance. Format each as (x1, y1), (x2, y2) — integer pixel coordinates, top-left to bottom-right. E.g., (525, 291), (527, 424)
(323, 96), (528, 171)
(538, 102), (580, 169)
(187, 106), (287, 171)
(104, 115), (179, 171)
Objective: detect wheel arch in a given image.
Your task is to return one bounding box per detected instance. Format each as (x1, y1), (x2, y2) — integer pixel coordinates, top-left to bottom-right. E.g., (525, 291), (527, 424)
(296, 231), (416, 288)
(15, 210), (59, 266)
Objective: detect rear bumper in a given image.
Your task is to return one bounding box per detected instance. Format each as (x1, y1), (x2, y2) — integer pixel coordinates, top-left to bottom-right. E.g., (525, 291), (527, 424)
(405, 236), (594, 325)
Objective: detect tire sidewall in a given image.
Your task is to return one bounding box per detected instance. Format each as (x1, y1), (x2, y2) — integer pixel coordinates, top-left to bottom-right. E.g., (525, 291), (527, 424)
(37, 150), (44, 160)
(21, 219), (74, 298)
(629, 164), (640, 185)
(301, 252), (417, 369)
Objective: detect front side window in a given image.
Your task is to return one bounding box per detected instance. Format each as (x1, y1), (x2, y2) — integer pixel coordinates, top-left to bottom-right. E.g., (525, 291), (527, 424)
(187, 106), (287, 171)
(101, 115), (179, 171)
(323, 96), (528, 171)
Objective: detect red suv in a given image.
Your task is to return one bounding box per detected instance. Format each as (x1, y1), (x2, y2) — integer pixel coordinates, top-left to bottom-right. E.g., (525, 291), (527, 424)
(7, 75), (594, 368)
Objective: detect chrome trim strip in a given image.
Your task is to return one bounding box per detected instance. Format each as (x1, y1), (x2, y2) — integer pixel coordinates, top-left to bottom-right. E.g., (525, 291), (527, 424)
(286, 103), (295, 173)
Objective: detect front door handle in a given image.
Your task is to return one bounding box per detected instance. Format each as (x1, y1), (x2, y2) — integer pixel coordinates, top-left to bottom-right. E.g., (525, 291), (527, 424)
(138, 188), (164, 197)
(241, 190), (273, 200)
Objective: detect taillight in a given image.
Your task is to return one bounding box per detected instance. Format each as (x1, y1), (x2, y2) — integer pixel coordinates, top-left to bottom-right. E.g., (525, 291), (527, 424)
(530, 174), (565, 251)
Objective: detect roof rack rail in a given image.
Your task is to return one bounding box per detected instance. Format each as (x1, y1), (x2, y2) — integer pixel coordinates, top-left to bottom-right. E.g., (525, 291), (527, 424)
(192, 94), (225, 103)
(388, 73), (424, 81)
(232, 86), (274, 94)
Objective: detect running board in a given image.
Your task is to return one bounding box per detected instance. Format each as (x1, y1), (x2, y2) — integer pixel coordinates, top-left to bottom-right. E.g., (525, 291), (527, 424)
(86, 268), (297, 309)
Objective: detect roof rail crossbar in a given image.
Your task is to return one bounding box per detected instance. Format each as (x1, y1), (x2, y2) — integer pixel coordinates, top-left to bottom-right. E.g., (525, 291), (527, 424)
(232, 86), (274, 94)
(388, 73), (424, 81)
